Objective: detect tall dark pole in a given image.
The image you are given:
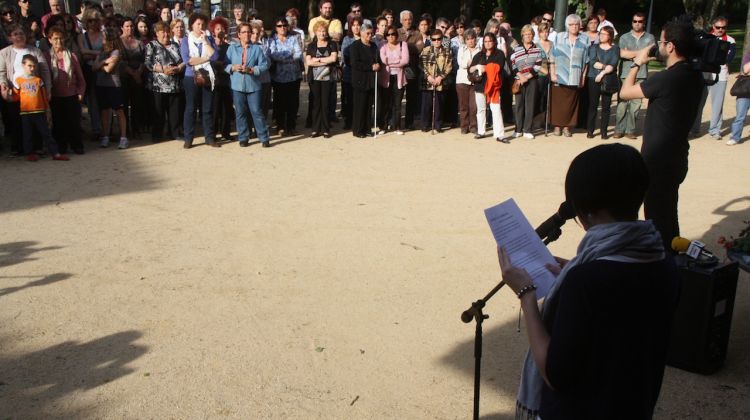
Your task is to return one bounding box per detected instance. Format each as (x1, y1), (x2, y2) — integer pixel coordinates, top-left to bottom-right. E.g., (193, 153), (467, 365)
(554, 0), (567, 33)
(647, 0), (654, 35)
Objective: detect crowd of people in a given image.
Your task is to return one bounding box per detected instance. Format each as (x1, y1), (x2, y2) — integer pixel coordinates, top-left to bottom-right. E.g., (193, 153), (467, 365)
(0, 0), (747, 161)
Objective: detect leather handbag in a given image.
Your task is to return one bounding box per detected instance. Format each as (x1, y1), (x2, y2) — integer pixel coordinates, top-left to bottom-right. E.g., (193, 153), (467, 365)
(600, 72), (622, 94)
(730, 75), (750, 98)
(194, 68), (210, 87)
(511, 79), (522, 94)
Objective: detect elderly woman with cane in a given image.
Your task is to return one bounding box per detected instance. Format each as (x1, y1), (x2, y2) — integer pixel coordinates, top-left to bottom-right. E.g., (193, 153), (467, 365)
(226, 22), (271, 148)
(349, 23), (379, 138)
(419, 29), (452, 133)
(499, 143), (679, 418)
(549, 14), (589, 137)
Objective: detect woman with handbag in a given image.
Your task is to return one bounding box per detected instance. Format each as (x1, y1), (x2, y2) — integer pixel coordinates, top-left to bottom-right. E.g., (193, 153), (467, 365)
(727, 52), (750, 146)
(378, 25), (409, 135)
(145, 21), (185, 143)
(341, 16), (362, 130)
(585, 26), (619, 139)
(510, 25), (543, 139)
(267, 16), (303, 137)
(469, 33), (505, 142)
(179, 13), (219, 149)
(305, 21), (338, 138)
(456, 29), (480, 136)
(349, 23), (380, 138)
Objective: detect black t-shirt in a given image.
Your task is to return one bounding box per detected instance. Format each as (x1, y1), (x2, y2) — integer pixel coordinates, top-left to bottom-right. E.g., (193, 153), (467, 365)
(305, 40), (339, 82)
(539, 259), (680, 420)
(639, 61), (703, 168)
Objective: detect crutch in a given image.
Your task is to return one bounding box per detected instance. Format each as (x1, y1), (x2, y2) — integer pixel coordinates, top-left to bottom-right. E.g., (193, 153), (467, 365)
(373, 71), (378, 138)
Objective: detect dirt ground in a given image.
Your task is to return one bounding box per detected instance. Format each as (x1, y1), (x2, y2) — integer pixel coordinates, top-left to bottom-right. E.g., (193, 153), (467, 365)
(1, 79), (749, 419)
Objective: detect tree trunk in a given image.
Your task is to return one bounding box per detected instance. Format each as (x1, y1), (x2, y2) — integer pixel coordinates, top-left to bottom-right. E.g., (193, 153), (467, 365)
(745, 0), (750, 57)
(459, 0), (473, 19)
(201, 0), (211, 16)
(307, 0), (316, 25)
(111, 0), (138, 17)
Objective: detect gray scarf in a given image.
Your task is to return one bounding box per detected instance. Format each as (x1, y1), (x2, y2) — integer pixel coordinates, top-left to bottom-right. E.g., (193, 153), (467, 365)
(515, 220), (665, 419)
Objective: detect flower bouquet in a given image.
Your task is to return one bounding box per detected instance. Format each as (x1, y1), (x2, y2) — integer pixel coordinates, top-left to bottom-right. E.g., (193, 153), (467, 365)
(719, 220), (750, 271)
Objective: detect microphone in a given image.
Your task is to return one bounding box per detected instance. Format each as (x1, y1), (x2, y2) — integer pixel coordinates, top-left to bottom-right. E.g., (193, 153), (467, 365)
(535, 201), (576, 242)
(672, 236), (719, 265)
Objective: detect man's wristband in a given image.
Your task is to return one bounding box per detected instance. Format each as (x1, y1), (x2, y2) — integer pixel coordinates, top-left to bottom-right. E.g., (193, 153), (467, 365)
(631, 62), (642, 69)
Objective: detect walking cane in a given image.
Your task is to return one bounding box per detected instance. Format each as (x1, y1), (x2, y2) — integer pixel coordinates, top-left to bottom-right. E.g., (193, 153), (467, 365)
(373, 71), (378, 138)
(431, 84), (437, 135)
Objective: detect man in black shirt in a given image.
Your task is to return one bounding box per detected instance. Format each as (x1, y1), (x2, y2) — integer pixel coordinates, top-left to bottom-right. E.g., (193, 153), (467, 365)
(619, 18), (704, 250)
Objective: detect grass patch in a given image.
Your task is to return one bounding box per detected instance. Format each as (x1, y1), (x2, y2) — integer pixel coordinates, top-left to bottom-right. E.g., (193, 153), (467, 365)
(648, 23), (744, 73)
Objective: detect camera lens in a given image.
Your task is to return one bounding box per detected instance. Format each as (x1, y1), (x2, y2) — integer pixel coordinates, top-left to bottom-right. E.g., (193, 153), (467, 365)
(648, 44), (658, 58)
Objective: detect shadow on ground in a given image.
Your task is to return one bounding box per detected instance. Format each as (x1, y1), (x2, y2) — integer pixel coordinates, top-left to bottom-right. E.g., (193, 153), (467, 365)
(0, 330), (147, 419)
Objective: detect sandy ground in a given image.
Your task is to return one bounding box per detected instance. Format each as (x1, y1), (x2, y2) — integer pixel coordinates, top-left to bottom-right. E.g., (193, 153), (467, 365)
(1, 78), (749, 419)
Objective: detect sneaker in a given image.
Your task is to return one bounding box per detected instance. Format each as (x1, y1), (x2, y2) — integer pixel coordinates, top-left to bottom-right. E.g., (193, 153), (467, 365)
(523, 133), (535, 139)
(26, 153), (38, 162)
(118, 137), (129, 149)
(726, 138), (740, 146)
(514, 132), (523, 138)
(52, 154), (70, 161)
(711, 133), (722, 140)
(395, 130), (405, 135)
(99, 136), (110, 148)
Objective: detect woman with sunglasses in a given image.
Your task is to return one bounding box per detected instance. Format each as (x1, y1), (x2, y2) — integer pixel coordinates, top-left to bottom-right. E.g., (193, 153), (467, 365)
(419, 29), (452, 133)
(267, 16), (303, 136)
(378, 25), (409, 134)
(469, 33), (505, 141)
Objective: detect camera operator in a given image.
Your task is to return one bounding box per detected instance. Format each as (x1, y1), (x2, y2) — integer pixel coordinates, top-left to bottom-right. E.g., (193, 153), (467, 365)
(619, 17), (704, 250)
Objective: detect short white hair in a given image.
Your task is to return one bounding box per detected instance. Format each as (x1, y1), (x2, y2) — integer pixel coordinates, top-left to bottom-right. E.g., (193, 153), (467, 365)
(565, 14), (582, 29)
(400, 10), (413, 21)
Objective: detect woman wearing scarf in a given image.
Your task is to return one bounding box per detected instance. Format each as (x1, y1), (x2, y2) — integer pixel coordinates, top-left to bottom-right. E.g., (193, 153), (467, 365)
(469, 33), (506, 142)
(498, 143), (679, 419)
(225, 22), (270, 148)
(45, 26), (86, 155)
(180, 13), (219, 149)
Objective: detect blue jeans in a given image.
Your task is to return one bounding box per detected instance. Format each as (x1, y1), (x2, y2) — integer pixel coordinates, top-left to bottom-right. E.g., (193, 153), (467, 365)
(183, 76), (215, 145)
(707, 80), (727, 136)
(232, 89), (269, 143)
(730, 97), (750, 141)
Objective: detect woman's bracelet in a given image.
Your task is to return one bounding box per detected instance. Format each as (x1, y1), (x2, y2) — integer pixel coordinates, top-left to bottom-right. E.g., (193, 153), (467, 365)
(517, 284), (537, 299)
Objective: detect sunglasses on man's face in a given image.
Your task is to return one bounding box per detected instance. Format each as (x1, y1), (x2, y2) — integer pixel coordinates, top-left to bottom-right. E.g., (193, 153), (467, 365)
(633, 20), (644, 23)
(431, 37), (442, 41)
(2, 11), (13, 16)
(276, 24), (288, 27)
(714, 25), (726, 30)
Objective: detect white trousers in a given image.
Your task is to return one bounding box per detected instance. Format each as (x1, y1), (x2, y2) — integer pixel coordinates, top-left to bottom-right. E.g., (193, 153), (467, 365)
(474, 92), (504, 138)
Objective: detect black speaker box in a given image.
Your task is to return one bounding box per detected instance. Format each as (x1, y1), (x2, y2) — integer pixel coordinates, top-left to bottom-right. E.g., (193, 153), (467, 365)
(666, 258), (740, 374)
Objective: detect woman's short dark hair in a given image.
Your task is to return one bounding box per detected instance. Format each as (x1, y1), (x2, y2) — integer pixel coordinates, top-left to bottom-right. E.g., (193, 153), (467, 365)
(565, 143), (649, 221)
(188, 12), (209, 29)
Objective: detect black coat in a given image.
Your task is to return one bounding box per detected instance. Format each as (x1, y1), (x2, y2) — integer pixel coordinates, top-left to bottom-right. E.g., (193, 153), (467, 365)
(350, 40), (379, 91)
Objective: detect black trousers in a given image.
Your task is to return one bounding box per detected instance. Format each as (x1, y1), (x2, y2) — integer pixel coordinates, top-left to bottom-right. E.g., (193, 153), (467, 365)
(272, 79), (301, 131)
(586, 80), (613, 137)
(152, 91), (181, 141)
(382, 75), (405, 130)
(2, 99), (22, 153)
(309, 80), (331, 133)
(352, 87), (373, 136)
(421, 90), (444, 130)
(212, 85), (234, 138)
(501, 74), (514, 124)
(514, 79), (538, 134)
(644, 161), (688, 251)
(442, 81), (457, 125)
(50, 95), (83, 153)
(404, 75), (419, 128)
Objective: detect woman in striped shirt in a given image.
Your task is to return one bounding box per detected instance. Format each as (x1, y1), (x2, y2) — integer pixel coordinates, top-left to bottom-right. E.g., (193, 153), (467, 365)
(510, 25), (544, 139)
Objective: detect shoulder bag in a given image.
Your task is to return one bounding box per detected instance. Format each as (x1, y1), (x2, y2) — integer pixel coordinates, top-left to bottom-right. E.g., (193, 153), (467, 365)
(730, 75), (750, 98)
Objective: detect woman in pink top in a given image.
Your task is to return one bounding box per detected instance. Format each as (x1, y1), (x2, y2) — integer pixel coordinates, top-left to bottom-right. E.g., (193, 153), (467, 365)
(378, 25), (409, 134)
(46, 26), (86, 154)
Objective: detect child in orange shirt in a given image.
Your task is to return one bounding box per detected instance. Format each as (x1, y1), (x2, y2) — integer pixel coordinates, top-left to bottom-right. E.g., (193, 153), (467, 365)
(13, 54), (68, 161)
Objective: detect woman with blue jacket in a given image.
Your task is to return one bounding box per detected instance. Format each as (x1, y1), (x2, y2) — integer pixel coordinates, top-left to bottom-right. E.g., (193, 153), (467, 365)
(225, 22), (271, 148)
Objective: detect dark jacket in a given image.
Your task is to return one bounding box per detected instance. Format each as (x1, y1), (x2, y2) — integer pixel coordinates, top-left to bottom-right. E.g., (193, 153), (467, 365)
(349, 39), (379, 91)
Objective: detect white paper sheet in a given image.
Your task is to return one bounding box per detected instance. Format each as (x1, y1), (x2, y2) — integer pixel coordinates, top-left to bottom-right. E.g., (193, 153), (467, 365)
(484, 198), (558, 298)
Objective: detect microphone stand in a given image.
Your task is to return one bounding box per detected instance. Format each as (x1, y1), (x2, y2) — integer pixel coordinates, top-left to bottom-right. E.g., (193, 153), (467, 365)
(461, 224), (564, 420)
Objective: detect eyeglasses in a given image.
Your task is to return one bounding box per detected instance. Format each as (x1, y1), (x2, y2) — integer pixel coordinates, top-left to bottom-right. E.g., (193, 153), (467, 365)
(457, 25), (465, 29)
(386, 32), (398, 36)
(431, 37), (442, 41)
(239, 30), (251, 34)
(351, 9), (360, 13)
(2, 11), (13, 16)
(276, 24), (288, 27)
(714, 25), (726, 30)
(632, 20), (644, 23)
(542, 17), (552, 22)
